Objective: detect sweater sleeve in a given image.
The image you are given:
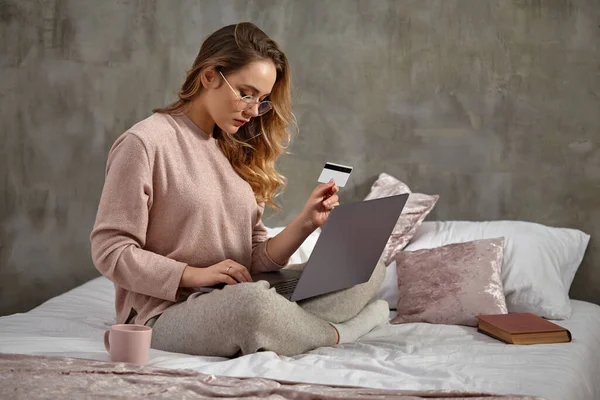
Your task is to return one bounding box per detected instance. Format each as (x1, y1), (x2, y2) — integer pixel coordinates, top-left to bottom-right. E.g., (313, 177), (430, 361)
(90, 133), (187, 302)
(250, 203), (289, 273)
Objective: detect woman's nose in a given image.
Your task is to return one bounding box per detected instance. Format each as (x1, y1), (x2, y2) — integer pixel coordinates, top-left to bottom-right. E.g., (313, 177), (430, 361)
(245, 103), (260, 118)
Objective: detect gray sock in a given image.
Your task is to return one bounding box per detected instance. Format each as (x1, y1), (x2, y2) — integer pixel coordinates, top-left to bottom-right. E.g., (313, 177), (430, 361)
(330, 300), (389, 343)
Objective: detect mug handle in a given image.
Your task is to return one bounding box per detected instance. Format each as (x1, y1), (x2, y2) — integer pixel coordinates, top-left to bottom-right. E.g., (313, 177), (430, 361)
(104, 330), (111, 353)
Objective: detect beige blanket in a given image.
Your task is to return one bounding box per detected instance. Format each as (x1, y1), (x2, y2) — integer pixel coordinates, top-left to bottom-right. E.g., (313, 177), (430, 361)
(0, 353), (545, 399)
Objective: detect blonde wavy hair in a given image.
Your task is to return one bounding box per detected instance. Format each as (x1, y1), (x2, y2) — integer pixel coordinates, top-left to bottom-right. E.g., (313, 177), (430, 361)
(154, 22), (292, 210)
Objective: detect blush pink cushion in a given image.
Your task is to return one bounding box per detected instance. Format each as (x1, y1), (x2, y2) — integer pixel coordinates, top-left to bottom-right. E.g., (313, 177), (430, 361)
(364, 173), (439, 265)
(392, 238), (508, 327)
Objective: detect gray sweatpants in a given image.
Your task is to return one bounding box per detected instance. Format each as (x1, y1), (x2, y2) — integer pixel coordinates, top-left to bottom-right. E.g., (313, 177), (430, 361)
(149, 259), (386, 357)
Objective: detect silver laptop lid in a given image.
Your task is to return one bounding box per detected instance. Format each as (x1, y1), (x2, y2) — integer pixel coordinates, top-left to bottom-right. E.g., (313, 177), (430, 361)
(290, 193), (409, 302)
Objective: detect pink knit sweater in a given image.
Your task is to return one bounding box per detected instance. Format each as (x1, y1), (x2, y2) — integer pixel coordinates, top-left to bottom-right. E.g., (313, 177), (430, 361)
(90, 113), (286, 325)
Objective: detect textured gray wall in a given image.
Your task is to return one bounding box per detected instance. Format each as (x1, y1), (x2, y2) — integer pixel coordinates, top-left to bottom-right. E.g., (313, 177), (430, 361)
(1, 0), (599, 316)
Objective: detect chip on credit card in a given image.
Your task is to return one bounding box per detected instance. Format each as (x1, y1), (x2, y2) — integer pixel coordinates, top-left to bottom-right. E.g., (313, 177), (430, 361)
(317, 162), (353, 187)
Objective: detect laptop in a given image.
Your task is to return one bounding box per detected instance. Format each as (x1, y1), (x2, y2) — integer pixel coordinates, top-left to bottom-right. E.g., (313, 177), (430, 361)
(199, 194), (408, 301)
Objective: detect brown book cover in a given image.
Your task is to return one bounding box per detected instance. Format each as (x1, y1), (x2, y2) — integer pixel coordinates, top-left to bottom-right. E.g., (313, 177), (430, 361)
(477, 313), (572, 345)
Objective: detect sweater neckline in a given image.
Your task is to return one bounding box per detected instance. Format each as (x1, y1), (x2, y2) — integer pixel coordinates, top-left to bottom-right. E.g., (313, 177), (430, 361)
(178, 113), (213, 140)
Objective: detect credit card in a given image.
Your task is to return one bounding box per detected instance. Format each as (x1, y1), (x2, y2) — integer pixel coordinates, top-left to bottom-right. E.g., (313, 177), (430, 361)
(317, 162), (353, 187)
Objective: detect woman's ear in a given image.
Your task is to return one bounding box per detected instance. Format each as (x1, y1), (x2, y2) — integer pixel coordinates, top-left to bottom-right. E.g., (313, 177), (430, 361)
(200, 67), (219, 89)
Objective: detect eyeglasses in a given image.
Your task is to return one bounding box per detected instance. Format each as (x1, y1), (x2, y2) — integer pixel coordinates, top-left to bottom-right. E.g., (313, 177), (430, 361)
(219, 71), (273, 116)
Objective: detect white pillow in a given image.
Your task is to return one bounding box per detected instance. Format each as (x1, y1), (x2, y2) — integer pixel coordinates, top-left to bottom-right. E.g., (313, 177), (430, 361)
(402, 221), (590, 319)
(374, 260), (399, 309)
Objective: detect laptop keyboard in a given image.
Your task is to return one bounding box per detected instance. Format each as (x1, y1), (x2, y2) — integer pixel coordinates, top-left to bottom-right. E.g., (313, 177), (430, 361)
(273, 278), (299, 297)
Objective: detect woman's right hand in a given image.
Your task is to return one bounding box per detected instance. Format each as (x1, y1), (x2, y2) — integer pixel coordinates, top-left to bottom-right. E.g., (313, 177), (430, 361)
(179, 259), (253, 288)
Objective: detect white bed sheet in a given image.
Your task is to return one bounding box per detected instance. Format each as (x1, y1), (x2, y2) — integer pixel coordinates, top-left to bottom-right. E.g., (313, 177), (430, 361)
(1, 276), (599, 400)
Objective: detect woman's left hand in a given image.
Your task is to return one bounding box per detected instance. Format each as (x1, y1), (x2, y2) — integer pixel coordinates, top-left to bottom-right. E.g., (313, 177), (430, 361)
(300, 179), (340, 230)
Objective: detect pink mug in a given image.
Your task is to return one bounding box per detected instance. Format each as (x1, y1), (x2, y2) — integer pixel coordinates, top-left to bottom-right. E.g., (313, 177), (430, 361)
(104, 324), (152, 365)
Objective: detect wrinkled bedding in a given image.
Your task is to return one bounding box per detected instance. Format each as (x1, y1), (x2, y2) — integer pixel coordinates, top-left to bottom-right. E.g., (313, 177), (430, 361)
(1, 276), (599, 400)
(0, 354), (544, 399)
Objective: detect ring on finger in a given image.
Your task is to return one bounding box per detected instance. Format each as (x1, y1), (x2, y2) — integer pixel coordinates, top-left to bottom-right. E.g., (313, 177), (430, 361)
(226, 265), (233, 274)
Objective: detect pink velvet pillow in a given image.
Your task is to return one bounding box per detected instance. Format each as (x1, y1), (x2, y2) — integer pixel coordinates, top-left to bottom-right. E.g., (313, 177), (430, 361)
(392, 238), (508, 327)
(364, 173), (439, 265)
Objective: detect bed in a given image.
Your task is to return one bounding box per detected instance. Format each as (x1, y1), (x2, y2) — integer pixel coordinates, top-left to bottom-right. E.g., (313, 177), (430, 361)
(2, 174), (598, 399)
(1, 272), (599, 400)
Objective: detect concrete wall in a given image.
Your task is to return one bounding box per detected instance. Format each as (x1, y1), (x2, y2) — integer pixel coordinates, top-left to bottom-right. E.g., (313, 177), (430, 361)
(1, 0), (599, 315)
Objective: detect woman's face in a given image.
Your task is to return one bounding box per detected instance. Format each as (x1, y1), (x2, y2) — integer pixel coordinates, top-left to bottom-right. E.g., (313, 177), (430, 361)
(207, 60), (277, 134)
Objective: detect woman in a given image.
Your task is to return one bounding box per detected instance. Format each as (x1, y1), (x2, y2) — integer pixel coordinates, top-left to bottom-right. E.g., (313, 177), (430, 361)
(91, 22), (388, 357)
